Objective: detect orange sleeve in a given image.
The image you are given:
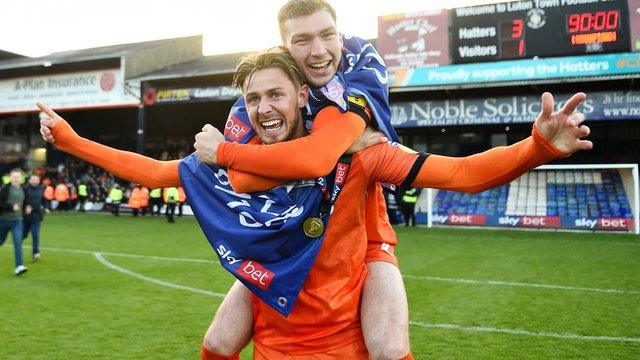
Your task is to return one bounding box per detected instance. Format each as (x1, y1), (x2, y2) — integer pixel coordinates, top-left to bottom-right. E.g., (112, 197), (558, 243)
(224, 135), (286, 192)
(358, 143), (419, 185)
(412, 126), (567, 193)
(227, 171), (285, 193)
(217, 106), (366, 179)
(359, 125), (566, 193)
(51, 119), (181, 189)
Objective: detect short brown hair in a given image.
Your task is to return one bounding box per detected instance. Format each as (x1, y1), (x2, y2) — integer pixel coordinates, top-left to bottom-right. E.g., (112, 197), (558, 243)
(277, 0), (337, 41)
(232, 47), (305, 91)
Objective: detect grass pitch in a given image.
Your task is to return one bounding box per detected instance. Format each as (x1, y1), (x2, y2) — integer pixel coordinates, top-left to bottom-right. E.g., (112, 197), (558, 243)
(1, 212), (638, 359)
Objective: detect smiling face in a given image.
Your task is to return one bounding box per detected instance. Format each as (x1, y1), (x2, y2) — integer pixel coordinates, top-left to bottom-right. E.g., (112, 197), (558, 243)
(28, 175), (40, 186)
(282, 10), (342, 88)
(10, 170), (21, 187)
(243, 67), (309, 144)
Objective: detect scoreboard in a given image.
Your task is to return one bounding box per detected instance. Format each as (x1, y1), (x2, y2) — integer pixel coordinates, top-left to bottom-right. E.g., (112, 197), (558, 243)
(450, 0), (631, 63)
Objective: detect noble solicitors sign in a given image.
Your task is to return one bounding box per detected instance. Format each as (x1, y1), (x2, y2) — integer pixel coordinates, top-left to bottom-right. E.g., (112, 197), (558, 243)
(391, 91), (640, 127)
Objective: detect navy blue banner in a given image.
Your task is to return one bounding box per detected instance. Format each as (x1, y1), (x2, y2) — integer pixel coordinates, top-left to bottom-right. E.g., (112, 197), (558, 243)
(391, 91), (640, 127)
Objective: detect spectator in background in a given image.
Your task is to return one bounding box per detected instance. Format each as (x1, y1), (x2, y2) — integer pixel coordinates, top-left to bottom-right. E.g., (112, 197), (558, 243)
(149, 188), (162, 216)
(128, 184), (142, 217)
(43, 180), (54, 212)
(164, 186), (179, 223)
(67, 180), (77, 210)
(77, 181), (89, 212)
(0, 169), (28, 276)
(108, 184), (123, 216)
(23, 174), (45, 262)
(400, 188), (420, 227)
(54, 180), (69, 211)
(139, 186), (149, 216)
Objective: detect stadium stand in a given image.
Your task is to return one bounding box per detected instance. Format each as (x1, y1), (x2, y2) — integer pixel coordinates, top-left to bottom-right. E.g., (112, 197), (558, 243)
(428, 168), (635, 232)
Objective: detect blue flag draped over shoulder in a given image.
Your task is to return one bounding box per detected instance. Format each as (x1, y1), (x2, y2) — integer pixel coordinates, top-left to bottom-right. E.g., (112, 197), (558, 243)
(179, 154), (326, 317)
(223, 35), (397, 143)
(205, 35), (394, 315)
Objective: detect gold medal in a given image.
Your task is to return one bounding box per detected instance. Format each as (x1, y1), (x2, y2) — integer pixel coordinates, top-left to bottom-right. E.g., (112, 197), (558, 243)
(303, 217), (324, 238)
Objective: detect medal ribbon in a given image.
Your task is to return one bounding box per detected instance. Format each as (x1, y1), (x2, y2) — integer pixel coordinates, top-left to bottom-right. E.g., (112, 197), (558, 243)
(318, 154), (353, 220)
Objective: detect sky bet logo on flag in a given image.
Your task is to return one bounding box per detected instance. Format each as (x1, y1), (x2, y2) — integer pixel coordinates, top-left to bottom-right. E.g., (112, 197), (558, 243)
(179, 153), (327, 316)
(237, 260), (274, 290)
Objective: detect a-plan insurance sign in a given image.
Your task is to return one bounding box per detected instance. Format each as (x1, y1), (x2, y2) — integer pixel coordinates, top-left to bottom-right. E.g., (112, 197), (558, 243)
(0, 68), (138, 114)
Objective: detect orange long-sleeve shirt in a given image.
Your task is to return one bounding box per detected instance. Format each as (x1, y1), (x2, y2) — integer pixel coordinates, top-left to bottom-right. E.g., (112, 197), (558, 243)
(218, 105), (565, 194)
(217, 106), (565, 252)
(219, 106), (366, 180)
(252, 133), (563, 354)
(51, 120), (181, 189)
(50, 115), (564, 353)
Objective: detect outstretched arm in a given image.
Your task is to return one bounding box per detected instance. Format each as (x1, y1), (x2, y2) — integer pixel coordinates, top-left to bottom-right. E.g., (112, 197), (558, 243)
(366, 92), (591, 192)
(412, 92), (591, 192)
(37, 103), (181, 189)
(224, 127), (388, 193)
(196, 106), (366, 179)
(413, 127), (563, 193)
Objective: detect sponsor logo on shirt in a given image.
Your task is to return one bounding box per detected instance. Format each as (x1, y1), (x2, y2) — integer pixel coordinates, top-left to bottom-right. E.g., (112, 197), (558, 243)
(380, 243), (395, 256)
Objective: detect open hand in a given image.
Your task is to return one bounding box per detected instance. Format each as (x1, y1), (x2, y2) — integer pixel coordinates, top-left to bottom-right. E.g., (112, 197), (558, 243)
(534, 92), (592, 155)
(345, 127), (388, 154)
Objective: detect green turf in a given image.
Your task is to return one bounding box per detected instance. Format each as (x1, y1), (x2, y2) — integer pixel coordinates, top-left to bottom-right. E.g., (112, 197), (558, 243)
(1, 213), (638, 359)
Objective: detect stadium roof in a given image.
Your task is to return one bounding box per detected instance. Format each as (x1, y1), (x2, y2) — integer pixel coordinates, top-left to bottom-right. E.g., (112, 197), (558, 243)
(134, 38), (379, 83)
(0, 49), (25, 61)
(0, 35), (203, 79)
(133, 52), (245, 82)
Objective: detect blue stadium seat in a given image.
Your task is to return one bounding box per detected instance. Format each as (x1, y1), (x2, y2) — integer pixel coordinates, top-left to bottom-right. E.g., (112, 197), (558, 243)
(432, 169), (633, 223)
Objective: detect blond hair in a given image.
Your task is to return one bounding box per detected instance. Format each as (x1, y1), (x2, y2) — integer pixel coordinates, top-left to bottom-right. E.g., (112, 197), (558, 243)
(232, 47), (305, 91)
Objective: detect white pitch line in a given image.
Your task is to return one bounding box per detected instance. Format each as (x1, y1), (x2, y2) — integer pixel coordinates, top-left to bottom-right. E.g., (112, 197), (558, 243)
(36, 245), (640, 295)
(403, 274), (640, 295)
(93, 252), (226, 298)
(40, 245), (215, 264)
(33, 246), (639, 344)
(409, 321), (640, 343)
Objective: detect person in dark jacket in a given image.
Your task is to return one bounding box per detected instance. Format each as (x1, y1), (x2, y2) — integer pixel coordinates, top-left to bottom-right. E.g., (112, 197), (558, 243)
(0, 169), (28, 275)
(23, 174), (46, 262)
(400, 188), (421, 227)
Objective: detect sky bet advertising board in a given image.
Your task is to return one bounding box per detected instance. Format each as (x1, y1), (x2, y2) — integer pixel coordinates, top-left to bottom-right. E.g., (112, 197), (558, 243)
(430, 213), (634, 231)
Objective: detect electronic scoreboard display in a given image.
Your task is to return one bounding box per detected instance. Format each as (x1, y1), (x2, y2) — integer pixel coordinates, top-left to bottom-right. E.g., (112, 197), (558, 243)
(450, 0), (631, 64)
